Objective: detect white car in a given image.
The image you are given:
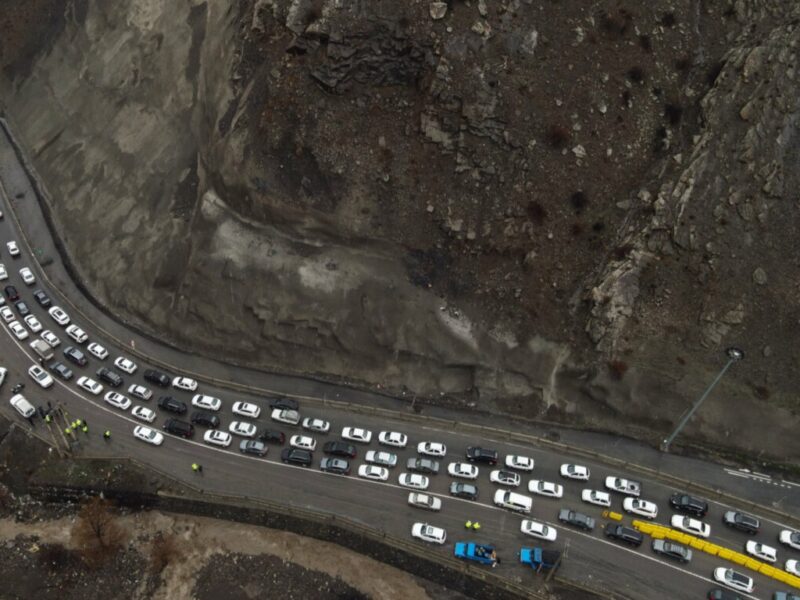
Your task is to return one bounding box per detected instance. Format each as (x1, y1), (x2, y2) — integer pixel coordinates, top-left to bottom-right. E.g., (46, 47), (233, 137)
(342, 427), (372, 443)
(204, 429), (232, 447)
(23, 314), (42, 332)
(87, 342), (108, 360)
(411, 523), (446, 545)
(399, 473), (430, 490)
(489, 469), (521, 487)
(671, 515), (710, 538)
(19, 267), (35, 285)
(0, 264), (6, 280)
(10, 393), (35, 418)
(520, 519), (558, 542)
(623, 497), (658, 519)
(48, 306), (70, 326)
(231, 401), (261, 419)
(28, 365), (53, 389)
(713, 567), (754, 594)
(40, 330), (60, 348)
(104, 391), (131, 411)
(0, 367), (6, 387)
(417, 441), (446, 457)
(228, 421), (257, 438)
(128, 384), (153, 401)
(271, 408), (300, 425)
(604, 476), (641, 497)
(358, 464), (389, 481)
(378, 430), (407, 448)
(65, 324), (88, 344)
(786, 559), (800, 577)
(0, 306), (13, 322)
(780, 529), (800, 551)
(133, 425), (163, 446)
(447, 462), (479, 480)
(302, 417), (330, 433)
(745, 540), (777, 563)
(192, 394), (222, 412)
(365, 450), (397, 467)
(505, 454), (535, 471)
(76, 376), (103, 395)
(290, 434), (316, 451)
(560, 463), (590, 480)
(408, 492), (442, 511)
(114, 356), (137, 374)
(173, 376), (198, 391)
(6, 241), (20, 257)
(581, 489), (611, 507)
(9, 321), (28, 340)
(528, 480), (564, 498)
(132, 405), (156, 422)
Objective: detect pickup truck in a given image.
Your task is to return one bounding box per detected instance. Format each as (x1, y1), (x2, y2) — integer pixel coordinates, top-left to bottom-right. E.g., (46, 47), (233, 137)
(519, 547), (561, 572)
(558, 509), (595, 531)
(454, 542), (498, 566)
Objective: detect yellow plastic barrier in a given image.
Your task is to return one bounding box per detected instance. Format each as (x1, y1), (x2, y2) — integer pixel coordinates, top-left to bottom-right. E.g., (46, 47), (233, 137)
(689, 539), (706, 551)
(602, 510), (623, 521)
(758, 564), (777, 578)
(787, 573), (800, 589)
(703, 543), (721, 556)
(718, 548), (734, 560)
(729, 552), (748, 566)
(744, 558), (762, 570)
(650, 531), (665, 540)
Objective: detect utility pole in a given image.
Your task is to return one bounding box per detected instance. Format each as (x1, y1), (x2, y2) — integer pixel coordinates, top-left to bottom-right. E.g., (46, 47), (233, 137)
(662, 347), (744, 453)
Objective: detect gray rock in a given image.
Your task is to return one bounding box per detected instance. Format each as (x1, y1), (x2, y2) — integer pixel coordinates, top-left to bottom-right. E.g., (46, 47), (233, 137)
(520, 30), (538, 56)
(752, 267), (767, 285)
(430, 2), (448, 20)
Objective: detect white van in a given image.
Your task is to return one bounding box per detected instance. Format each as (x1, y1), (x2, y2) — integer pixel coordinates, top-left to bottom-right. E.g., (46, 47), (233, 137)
(29, 339), (53, 362)
(493, 489), (533, 514)
(10, 394), (35, 419)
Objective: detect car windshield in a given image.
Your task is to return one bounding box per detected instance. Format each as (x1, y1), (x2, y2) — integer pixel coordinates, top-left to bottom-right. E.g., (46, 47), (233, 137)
(728, 571), (747, 584)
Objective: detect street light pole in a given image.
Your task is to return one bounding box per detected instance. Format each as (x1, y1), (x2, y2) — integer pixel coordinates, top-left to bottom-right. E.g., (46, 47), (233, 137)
(661, 347), (744, 453)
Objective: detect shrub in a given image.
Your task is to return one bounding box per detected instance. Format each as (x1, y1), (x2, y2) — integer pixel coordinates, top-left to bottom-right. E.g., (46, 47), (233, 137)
(608, 360), (629, 380)
(661, 12), (677, 27)
(149, 533), (180, 573)
(664, 103), (683, 126)
(71, 497), (126, 569)
(526, 201), (548, 225)
(627, 66), (645, 83)
(546, 124), (570, 148)
(38, 543), (73, 571)
(570, 191), (589, 213)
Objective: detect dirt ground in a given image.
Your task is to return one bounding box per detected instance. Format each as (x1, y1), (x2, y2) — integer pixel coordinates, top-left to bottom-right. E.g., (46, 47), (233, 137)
(0, 510), (463, 600)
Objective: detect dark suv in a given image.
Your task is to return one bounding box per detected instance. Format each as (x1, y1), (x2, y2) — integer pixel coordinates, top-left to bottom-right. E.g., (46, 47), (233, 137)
(259, 429), (286, 445)
(558, 509), (595, 531)
(465, 446), (498, 465)
(320, 457), (350, 475)
(14, 300), (30, 317)
(4, 285), (19, 301)
(407, 457), (440, 474)
(723, 511), (760, 535)
(269, 397), (299, 411)
(707, 589), (745, 600)
(96, 367), (122, 388)
(449, 482), (478, 500)
(669, 493), (708, 517)
(32, 289), (51, 307)
(162, 418), (194, 438)
(604, 524), (643, 547)
(49, 361), (74, 381)
(191, 411), (220, 429)
(63, 346), (88, 367)
(281, 447), (312, 466)
(323, 441), (357, 458)
(144, 369), (172, 387)
(158, 395), (187, 414)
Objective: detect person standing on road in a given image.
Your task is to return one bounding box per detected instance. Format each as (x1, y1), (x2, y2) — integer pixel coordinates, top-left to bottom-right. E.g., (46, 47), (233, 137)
(465, 520), (473, 529)
(473, 522), (481, 531)
(103, 431), (111, 440)
(81, 424), (88, 434)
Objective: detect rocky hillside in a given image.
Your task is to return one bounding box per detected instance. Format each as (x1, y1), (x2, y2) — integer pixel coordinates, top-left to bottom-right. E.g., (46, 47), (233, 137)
(1, 0), (798, 460)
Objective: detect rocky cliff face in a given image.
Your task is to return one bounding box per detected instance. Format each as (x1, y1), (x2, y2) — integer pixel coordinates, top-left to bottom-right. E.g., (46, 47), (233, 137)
(1, 0), (799, 460)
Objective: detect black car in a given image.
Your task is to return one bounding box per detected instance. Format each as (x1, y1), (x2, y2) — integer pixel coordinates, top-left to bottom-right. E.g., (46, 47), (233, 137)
(281, 447), (312, 466)
(651, 540), (692, 563)
(558, 509), (595, 531)
(707, 589), (744, 600)
(465, 446), (498, 465)
(63, 346), (88, 367)
(144, 369), (172, 387)
(604, 523), (643, 547)
(32, 289), (51, 308)
(323, 440), (357, 458)
(669, 492), (708, 517)
(158, 395), (187, 414)
(14, 300), (30, 317)
(320, 457), (350, 475)
(723, 511), (760, 535)
(191, 411), (220, 428)
(772, 592), (800, 600)
(406, 457), (440, 474)
(259, 429), (286, 445)
(240, 440), (268, 457)
(49, 361), (74, 381)
(162, 418), (194, 438)
(4, 285), (18, 301)
(269, 397), (299, 411)
(449, 482), (478, 500)
(96, 367), (122, 388)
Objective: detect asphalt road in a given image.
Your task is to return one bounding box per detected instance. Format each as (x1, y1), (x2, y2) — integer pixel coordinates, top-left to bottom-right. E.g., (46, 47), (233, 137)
(0, 119), (797, 599)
